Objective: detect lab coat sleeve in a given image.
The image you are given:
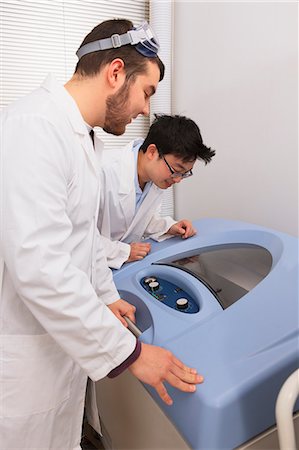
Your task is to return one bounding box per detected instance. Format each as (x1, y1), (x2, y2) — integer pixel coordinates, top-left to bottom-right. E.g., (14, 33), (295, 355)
(2, 115), (136, 381)
(99, 234), (131, 270)
(94, 231), (130, 296)
(143, 212), (177, 242)
(97, 165), (131, 270)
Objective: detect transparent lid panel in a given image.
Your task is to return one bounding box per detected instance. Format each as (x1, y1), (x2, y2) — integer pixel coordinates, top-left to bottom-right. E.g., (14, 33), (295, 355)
(155, 244), (272, 309)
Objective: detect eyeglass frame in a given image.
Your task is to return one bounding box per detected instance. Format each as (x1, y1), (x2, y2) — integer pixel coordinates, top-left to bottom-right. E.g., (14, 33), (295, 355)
(162, 155), (193, 179)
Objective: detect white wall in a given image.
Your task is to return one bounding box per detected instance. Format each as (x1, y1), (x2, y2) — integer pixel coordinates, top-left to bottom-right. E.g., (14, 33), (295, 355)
(172, 1), (298, 236)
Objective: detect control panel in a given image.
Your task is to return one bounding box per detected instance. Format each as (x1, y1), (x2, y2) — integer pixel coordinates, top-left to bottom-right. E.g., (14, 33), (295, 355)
(140, 276), (199, 314)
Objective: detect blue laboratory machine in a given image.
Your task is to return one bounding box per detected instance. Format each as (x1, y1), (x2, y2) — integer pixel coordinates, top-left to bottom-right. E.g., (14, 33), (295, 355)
(95, 219), (299, 450)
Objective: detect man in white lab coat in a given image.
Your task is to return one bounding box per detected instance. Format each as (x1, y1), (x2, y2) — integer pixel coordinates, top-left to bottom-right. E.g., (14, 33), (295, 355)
(98, 114), (216, 269)
(0, 19), (203, 450)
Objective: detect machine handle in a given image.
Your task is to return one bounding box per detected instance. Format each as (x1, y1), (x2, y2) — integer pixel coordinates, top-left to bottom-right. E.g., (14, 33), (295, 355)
(275, 368), (299, 450)
(123, 316), (142, 338)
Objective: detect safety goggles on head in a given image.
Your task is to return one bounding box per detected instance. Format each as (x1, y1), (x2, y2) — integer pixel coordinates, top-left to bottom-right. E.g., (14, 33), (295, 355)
(76, 21), (160, 60)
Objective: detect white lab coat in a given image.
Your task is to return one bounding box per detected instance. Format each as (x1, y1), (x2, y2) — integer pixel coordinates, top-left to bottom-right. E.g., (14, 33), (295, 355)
(97, 139), (177, 269)
(0, 74), (136, 450)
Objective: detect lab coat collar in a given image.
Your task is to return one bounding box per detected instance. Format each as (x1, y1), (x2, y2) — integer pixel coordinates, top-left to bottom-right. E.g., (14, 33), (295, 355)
(119, 138), (144, 195)
(41, 74), (103, 175)
(41, 74), (87, 135)
(118, 138), (150, 230)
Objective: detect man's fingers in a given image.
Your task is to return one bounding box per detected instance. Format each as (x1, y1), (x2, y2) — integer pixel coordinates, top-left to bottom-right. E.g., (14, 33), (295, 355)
(174, 221), (197, 239)
(121, 302), (136, 324)
(128, 343), (204, 407)
(108, 299), (137, 326)
(170, 355), (204, 384)
(124, 309), (136, 324)
(118, 314), (129, 327)
(141, 244), (151, 253)
(129, 242), (151, 261)
(181, 224), (193, 238)
(182, 226), (190, 237)
(171, 354), (198, 373)
(155, 382), (173, 406)
(186, 227), (196, 238)
(177, 226), (186, 235)
(170, 364), (204, 386)
(166, 372), (198, 393)
(155, 366), (203, 405)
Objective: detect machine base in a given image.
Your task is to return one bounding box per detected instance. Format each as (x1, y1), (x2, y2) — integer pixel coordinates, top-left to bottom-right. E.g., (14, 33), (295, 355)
(87, 373), (299, 450)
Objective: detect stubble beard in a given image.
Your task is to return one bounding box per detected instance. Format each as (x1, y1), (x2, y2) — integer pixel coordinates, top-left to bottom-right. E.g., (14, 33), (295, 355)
(103, 80), (132, 136)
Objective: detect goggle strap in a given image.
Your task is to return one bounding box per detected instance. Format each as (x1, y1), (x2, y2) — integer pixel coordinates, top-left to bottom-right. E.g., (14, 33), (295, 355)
(76, 32), (133, 59)
(76, 24), (156, 59)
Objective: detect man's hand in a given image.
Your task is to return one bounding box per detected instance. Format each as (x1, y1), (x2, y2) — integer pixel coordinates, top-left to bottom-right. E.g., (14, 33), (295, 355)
(127, 242), (151, 262)
(128, 343), (204, 405)
(108, 299), (136, 328)
(167, 220), (196, 239)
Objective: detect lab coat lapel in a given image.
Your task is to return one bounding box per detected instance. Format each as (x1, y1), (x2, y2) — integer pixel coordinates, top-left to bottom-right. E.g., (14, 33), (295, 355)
(122, 184), (162, 241)
(41, 74), (100, 175)
(78, 133), (101, 176)
(118, 141), (138, 229)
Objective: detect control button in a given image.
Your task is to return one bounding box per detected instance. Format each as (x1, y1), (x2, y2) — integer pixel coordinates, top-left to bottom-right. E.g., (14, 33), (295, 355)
(176, 298), (189, 310)
(148, 281), (160, 291)
(144, 277), (157, 285)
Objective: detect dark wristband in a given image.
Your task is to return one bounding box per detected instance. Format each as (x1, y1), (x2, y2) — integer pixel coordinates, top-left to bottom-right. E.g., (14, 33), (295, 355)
(107, 339), (142, 378)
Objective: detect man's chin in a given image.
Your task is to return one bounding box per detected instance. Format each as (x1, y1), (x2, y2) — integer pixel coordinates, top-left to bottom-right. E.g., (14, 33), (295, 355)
(103, 124), (126, 136)
(156, 181), (172, 190)
(164, 180), (174, 188)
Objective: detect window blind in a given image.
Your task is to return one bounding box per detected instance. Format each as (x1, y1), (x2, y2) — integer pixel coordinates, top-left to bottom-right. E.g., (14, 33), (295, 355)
(0, 0), (174, 216)
(0, 0), (150, 143)
(150, 0), (174, 217)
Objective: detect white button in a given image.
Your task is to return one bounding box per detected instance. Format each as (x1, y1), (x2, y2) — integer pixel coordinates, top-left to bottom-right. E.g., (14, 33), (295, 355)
(176, 298), (189, 310)
(148, 281), (160, 291)
(144, 277), (157, 285)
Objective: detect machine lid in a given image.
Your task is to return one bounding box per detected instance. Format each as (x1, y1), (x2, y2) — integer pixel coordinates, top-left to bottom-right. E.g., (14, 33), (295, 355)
(154, 243), (272, 309)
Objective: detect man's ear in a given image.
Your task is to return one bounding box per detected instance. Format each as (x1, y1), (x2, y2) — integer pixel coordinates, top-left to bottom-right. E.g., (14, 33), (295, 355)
(106, 58), (126, 88)
(146, 144), (159, 160)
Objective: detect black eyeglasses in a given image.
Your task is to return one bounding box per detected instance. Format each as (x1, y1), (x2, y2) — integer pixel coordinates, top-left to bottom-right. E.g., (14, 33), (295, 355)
(162, 156), (193, 179)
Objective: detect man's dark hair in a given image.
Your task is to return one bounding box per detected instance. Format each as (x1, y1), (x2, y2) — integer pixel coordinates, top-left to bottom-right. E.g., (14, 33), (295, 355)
(75, 19), (165, 82)
(140, 114), (216, 164)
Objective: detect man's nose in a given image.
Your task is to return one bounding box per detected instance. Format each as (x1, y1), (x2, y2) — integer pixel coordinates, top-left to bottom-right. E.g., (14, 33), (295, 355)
(173, 176), (182, 183)
(141, 102), (150, 117)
